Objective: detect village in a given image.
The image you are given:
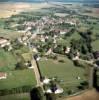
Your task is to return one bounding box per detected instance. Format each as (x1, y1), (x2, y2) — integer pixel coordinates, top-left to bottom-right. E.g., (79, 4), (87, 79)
(0, 4), (99, 100)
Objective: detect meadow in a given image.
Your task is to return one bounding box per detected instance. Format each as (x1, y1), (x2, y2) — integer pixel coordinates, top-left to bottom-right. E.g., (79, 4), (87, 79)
(0, 69), (36, 90)
(38, 56), (86, 92)
(0, 93), (30, 100)
(0, 49), (16, 72)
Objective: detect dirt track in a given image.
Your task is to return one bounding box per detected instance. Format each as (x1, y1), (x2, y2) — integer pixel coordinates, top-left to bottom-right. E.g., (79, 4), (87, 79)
(65, 89), (99, 100)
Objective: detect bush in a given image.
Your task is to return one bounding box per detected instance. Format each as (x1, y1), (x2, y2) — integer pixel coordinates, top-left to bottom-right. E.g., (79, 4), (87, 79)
(58, 59), (65, 63)
(73, 60), (80, 66)
(77, 85), (84, 90)
(0, 85), (33, 96)
(15, 61), (27, 70)
(30, 87), (45, 100)
(80, 81), (89, 87)
(67, 90), (72, 95)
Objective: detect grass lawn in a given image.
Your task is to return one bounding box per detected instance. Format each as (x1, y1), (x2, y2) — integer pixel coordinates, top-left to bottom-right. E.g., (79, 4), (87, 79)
(0, 93), (30, 100)
(38, 56), (86, 90)
(0, 27), (24, 40)
(22, 53), (32, 62)
(0, 49), (17, 72)
(0, 69), (36, 90)
(57, 32), (81, 46)
(92, 40), (99, 51)
(14, 45), (30, 54)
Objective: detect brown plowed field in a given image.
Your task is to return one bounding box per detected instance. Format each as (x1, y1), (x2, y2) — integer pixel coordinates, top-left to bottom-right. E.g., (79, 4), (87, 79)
(64, 89), (99, 100)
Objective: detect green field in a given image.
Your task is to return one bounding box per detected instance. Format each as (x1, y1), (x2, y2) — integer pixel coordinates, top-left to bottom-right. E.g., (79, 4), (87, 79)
(38, 56), (86, 90)
(92, 40), (99, 51)
(0, 49), (17, 71)
(0, 27), (24, 39)
(0, 93), (30, 100)
(0, 69), (36, 90)
(57, 32), (81, 46)
(22, 53), (32, 62)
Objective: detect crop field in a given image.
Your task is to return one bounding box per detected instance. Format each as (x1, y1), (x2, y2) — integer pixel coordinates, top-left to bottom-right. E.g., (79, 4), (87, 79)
(38, 56), (86, 91)
(0, 69), (36, 90)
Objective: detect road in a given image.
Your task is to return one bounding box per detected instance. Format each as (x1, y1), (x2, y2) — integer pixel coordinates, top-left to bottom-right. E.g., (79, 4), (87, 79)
(27, 39), (44, 92)
(78, 59), (94, 65)
(31, 58), (41, 86)
(31, 57), (45, 92)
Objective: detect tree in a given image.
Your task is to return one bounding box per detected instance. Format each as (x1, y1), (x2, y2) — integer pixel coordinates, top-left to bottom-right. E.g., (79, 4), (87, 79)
(81, 45), (88, 54)
(30, 87), (45, 100)
(73, 60), (80, 66)
(15, 61), (27, 70)
(46, 93), (57, 100)
(87, 29), (93, 35)
(3, 45), (9, 51)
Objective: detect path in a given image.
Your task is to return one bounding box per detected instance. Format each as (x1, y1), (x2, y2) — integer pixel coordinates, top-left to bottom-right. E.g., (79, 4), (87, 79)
(78, 59), (94, 65)
(27, 39), (44, 92)
(31, 58), (41, 86)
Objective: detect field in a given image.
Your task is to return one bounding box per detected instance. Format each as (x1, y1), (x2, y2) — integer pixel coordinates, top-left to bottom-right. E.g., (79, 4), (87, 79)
(0, 3), (51, 39)
(22, 53), (32, 62)
(0, 93), (30, 100)
(0, 69), (36, 90)
(0, 49), (17, 72)
(0, 3), (51, 18)
(65, 89), (99, 100)
(57, 32), (81, 46)
(0, 28), (24, 39)
(38, 56), (86, 92)
(92, 40), (99, 51)
(80, 7), (99, 18)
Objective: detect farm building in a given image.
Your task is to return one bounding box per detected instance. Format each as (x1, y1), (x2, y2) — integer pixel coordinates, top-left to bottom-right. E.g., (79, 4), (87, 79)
(0, 37), (10, 48)
(0, 72), (7, 80)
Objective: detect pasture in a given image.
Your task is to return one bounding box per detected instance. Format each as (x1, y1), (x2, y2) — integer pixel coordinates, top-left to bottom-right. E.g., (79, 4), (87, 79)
(0, 69), (36, 90)
(0, 49), (17, 72)
(0, 93), (30, 100)
(38, 56), (86, 91)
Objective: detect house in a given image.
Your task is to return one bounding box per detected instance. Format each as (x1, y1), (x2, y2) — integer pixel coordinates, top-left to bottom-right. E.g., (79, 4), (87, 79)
(45, 48), (53, 55)
(40, 35), (45, 42)
(25, 31), (32, 36)
(0, 72), (7, 80)
(60, 31), (66, 35)
(32, 47), (38, 53)
(22, 35), (28, 41)
(65, 47), (71, 54)
(72, 56), (79, 61)
(0, 37), (10, 48)
(46, 84), (63, 94)
(53, 38), (56, 44)
(43, 78), (51, 84)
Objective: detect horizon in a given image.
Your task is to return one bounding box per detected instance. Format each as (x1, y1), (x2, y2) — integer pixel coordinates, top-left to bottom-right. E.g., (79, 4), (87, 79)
(0, 0), (99, 3)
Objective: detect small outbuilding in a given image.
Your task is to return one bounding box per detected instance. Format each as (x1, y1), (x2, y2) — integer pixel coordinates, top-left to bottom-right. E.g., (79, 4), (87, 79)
(0, 72), (7, 80)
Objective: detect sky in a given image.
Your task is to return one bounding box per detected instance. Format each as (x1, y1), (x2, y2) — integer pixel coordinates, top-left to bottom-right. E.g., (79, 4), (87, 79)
(0, 0), (98, 3)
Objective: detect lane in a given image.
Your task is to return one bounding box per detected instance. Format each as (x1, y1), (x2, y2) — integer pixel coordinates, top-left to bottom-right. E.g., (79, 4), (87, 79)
(31, 58), (41, 86)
